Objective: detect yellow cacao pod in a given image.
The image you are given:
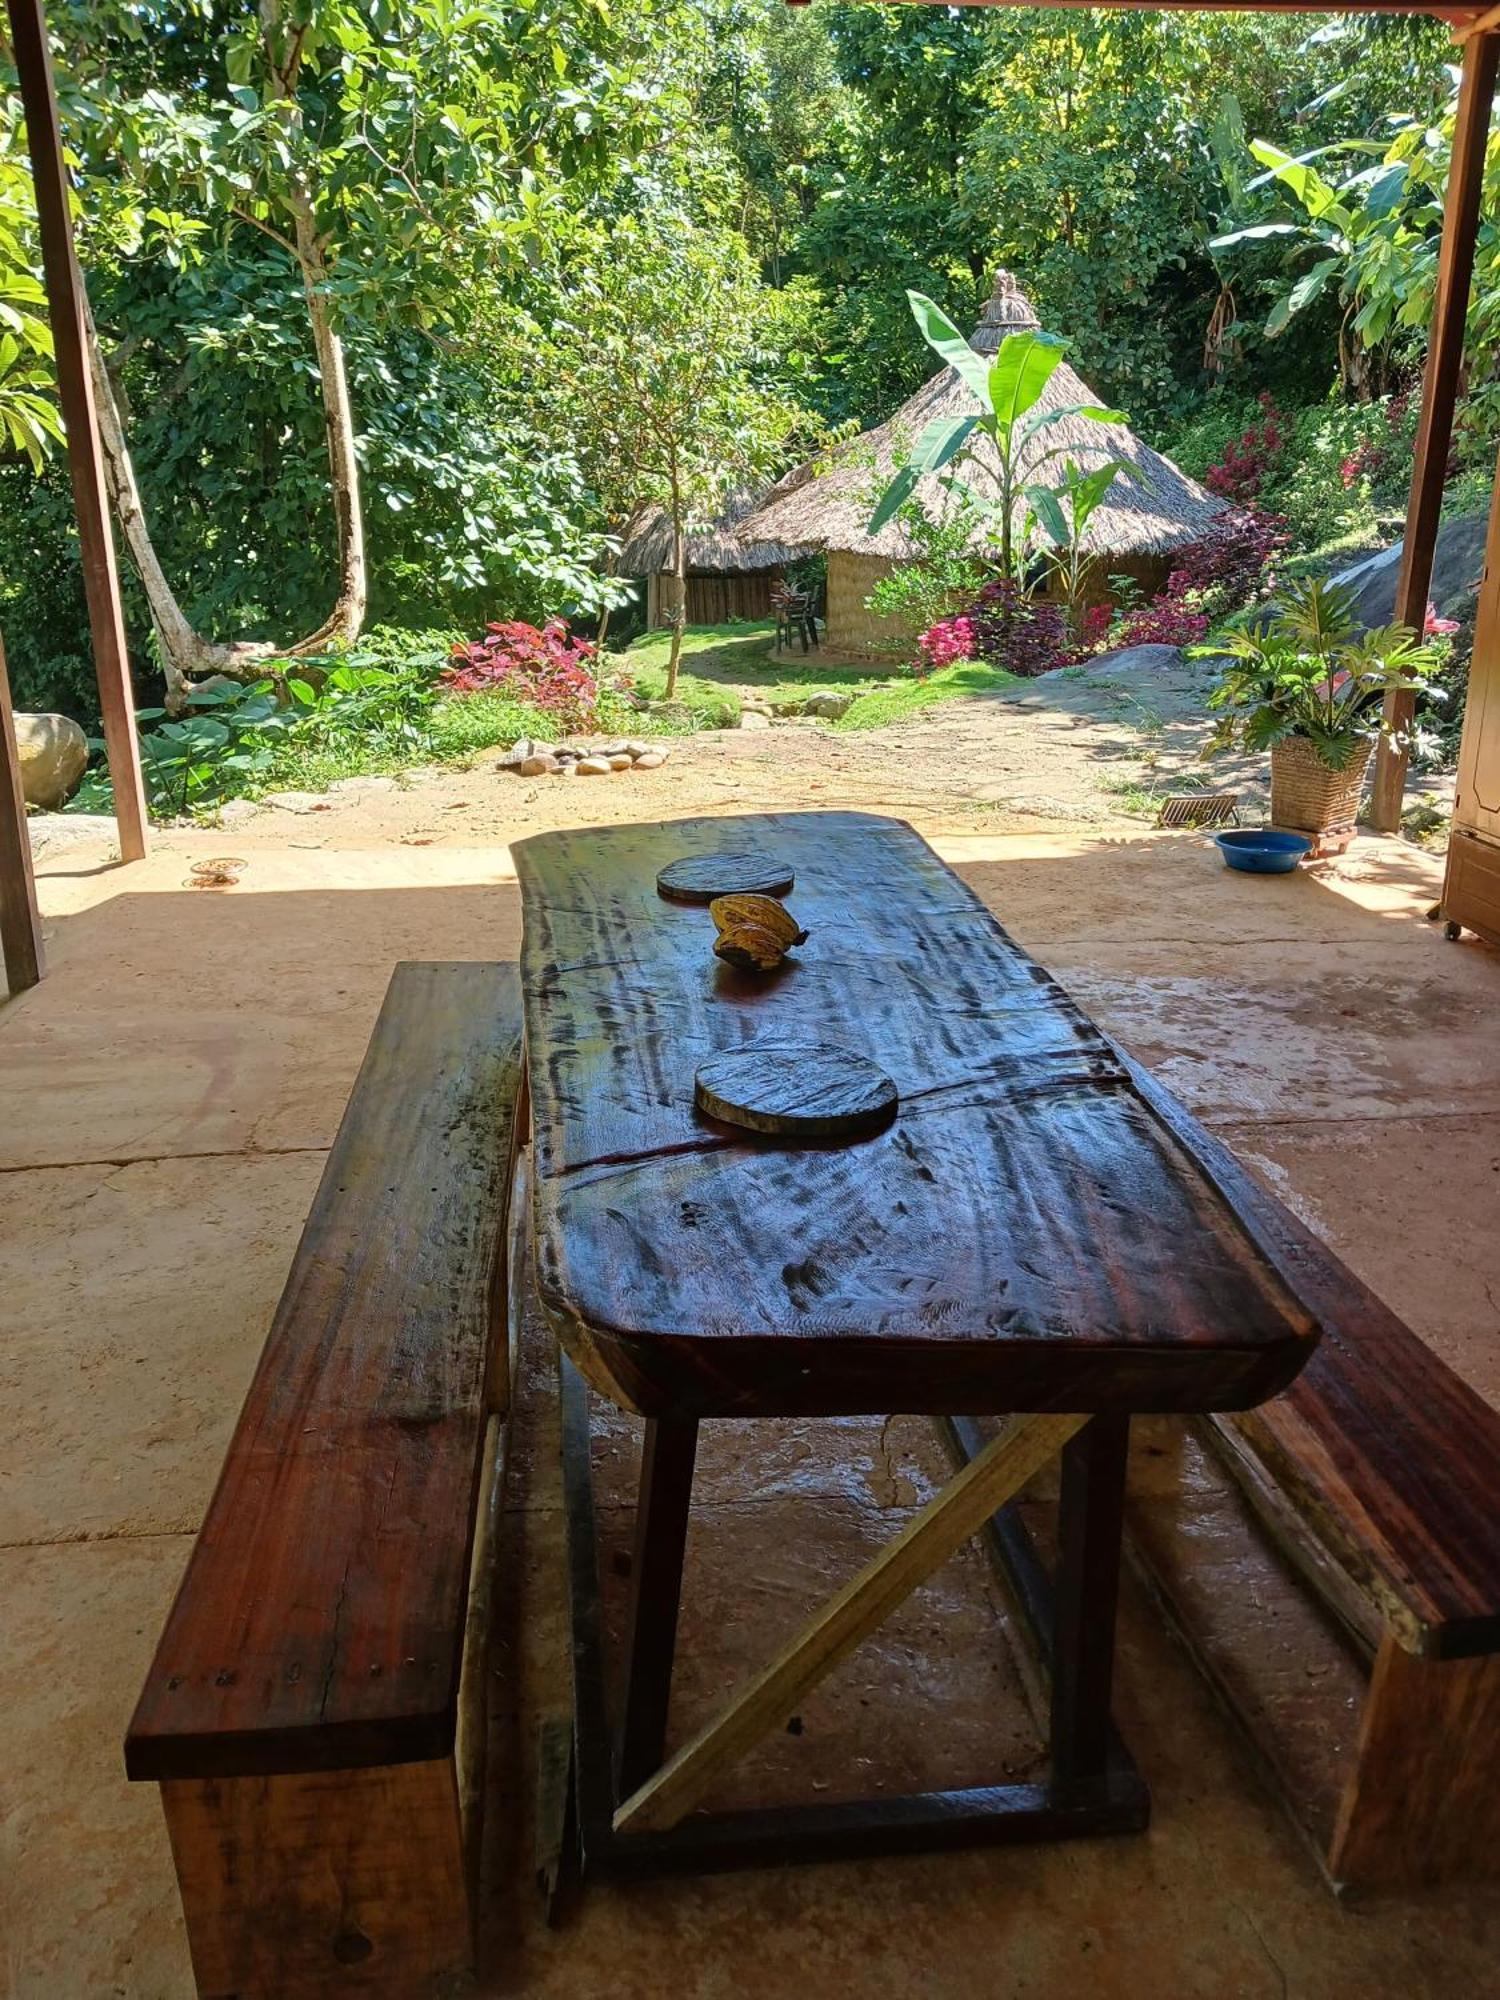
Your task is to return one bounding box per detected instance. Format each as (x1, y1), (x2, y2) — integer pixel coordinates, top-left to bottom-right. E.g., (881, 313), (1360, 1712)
(708, 893), (808, 949)
(713, 923), (790, 973)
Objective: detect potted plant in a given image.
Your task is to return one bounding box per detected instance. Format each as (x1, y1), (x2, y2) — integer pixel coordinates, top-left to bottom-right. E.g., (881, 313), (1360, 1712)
(1204, 578), (1442, 837)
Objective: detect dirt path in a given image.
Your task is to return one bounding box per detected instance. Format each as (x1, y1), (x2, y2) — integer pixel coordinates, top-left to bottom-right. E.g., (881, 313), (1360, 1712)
(31, 641), (1449, 868)
(32, 647), (1257, 861)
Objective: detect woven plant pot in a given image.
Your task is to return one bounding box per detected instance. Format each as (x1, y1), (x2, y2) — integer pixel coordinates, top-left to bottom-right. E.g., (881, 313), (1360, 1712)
(1270, 734), (1373, 835)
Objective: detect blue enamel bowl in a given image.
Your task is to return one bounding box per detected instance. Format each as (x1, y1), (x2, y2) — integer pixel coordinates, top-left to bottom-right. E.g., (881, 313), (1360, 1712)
(1213, 828), (1312, 874)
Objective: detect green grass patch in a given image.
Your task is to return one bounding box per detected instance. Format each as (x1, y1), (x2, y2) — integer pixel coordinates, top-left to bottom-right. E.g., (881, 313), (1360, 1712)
(613, 620), (1018, 732)
(837, 659), (1019, 729)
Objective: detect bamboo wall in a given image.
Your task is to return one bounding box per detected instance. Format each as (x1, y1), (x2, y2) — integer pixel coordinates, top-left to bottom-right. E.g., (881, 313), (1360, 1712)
(648, 570), (779, 628)
(824, 552), (904, 657)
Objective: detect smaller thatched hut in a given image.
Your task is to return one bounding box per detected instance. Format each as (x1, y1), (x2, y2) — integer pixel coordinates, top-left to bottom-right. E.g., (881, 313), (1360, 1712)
(731, 273), (1225, 657)
(616, 494), (813, 629)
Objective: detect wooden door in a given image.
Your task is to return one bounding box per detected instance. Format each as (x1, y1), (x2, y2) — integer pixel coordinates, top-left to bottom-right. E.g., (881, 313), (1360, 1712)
(1443, 467), (1500, 943)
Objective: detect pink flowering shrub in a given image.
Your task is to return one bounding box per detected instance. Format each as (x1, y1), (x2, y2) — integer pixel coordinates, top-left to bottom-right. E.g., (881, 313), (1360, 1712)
(918, 581), (1087, 679)
(917, 614), (979, 669)
(1425, 603), (1460, 638)
(911, 505), (1288, 680)
(1203, 393), (1287, 502)
(445, 619), (602, 730)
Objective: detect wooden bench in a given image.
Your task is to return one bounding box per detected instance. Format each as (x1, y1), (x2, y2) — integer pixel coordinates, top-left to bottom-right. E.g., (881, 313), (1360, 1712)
(126, 961), (526, 1998)
(1121, 1054), (1500, 1894)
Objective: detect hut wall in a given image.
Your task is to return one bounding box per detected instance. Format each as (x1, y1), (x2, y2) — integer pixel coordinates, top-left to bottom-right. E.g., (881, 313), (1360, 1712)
(648, 570), (779, 629)
(824, 552), (906, 658)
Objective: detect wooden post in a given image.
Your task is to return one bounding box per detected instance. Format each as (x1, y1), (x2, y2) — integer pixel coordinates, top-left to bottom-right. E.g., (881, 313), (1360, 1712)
(0, 633), (46, 994)
(7, 0), (149, 862)
(1370, 29), (1499, 834)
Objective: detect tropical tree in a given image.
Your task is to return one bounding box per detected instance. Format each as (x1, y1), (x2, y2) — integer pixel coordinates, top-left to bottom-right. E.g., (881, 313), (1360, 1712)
(30, 0), (679, 705)
(544, 215), (815, 694)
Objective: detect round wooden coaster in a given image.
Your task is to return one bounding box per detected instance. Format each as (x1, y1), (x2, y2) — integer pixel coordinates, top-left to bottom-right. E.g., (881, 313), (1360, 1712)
(694, 1042), (898, 1140)
(657, 849), (795, 904)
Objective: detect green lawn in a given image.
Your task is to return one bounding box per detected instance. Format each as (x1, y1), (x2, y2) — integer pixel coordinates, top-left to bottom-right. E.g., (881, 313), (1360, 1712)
(612, 621), (1017, 731)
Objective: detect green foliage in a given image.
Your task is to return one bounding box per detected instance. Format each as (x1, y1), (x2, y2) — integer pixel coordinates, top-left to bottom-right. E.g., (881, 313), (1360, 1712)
(865, 497), (994, 660)
(0, 114), (64, 472)
(1163, 390), (1417, 551)
(0, 0), (1486, 797)
(1205, 577), (1442, 769)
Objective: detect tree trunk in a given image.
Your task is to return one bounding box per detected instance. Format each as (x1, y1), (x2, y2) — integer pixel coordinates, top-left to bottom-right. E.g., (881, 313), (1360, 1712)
(665, 495), (686, 699)
(279, 180), (367, 652)
(596, 551), (619, 649)
(85, 298), (276, 709)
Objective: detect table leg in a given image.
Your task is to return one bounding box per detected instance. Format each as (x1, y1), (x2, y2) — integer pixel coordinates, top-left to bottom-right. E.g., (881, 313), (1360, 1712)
(1049, 1414), (1129, 1791)
(616, 1416), (699, 1795)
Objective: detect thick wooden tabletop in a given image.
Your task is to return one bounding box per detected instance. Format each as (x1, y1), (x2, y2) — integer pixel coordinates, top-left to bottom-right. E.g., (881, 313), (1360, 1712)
(514, 812), (1318, 1420)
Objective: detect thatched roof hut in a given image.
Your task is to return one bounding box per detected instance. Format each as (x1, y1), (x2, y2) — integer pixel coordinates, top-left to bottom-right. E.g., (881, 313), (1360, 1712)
(616, 493), (814, 630)
(733, 272), (1224, 656)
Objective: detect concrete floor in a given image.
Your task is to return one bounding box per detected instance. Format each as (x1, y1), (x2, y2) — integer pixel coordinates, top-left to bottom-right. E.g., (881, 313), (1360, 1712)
(4, 817), (1500, 1999)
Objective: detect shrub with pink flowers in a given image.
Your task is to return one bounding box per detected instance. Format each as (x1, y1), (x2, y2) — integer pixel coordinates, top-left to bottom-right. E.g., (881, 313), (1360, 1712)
(444, 619), (603, 731)
(911, 504), (1289, 682)
(1203, 393), (1287, 502)
(918, 580), (1087, 679)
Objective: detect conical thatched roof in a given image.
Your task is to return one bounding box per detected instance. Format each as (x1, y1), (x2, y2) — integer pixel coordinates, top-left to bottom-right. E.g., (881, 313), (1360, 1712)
(615, 490), (813, 575)
(734, 273), (1223, 562)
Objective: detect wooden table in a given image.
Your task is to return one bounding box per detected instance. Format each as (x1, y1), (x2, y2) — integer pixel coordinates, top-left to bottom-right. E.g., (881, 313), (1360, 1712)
(514, 810), (1319, 1879)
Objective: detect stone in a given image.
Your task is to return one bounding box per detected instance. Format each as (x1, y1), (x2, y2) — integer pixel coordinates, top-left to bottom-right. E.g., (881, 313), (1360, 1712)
(1331, 512), (1488, 629)
(632, 752), (667, 771)
(262, 790), (332, 815)
(608, 753), (633, 771)
(329, 774), (397, 794)
(518, 754), (558, 777)
(576, 756), (613, 775)
(597, 741), (628, 759)
(497, 735), (555, 771)
(13, 713), (88, 810)
(738, 710), (773, 731)
(802, 692), (853, 721)
(623, 740), (650, 758)
(214, 798), (260, 827)
(555, 760), (578, 776)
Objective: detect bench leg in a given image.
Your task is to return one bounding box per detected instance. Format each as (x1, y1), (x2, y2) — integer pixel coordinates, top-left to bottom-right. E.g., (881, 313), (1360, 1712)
(160, 1760), (471, 1999)
(1328, 1636), (1500, 1891)
(1050, 1415), (1129, 1790)
(616, 1416), (699, 1795)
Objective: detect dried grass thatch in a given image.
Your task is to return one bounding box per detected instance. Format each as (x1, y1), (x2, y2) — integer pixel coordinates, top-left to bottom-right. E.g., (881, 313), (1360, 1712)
(615, 490), (813, 575)
(733, 273), (1224, 563)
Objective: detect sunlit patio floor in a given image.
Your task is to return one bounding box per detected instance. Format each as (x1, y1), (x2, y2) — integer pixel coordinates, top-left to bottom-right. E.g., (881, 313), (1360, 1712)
(4, 813), (1500, 1998)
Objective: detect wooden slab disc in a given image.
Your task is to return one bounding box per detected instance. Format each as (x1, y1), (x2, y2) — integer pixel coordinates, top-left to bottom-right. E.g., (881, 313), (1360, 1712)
(657, 849), (795, 904)
(695, 1042), (898, 1140)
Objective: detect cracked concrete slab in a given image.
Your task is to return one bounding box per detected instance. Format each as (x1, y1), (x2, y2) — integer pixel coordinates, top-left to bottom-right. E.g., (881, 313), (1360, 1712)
(6, 817), (1500, 1997)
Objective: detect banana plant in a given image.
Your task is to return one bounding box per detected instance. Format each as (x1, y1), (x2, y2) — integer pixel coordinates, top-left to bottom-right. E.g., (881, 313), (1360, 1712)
(1026, 457), (1128, 633)
(1209, 136), (1414, 392)
(869, 291), (1123, 584)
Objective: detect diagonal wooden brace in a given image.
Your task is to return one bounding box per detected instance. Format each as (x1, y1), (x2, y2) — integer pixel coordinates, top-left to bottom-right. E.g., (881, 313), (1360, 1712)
(613, 1410), (1088, 1835)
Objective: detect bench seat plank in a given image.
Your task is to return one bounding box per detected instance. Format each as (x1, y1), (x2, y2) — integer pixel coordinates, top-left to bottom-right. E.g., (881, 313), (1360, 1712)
(1122, 1049), (1500, 1660)
(126, 962), (523, 1781)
